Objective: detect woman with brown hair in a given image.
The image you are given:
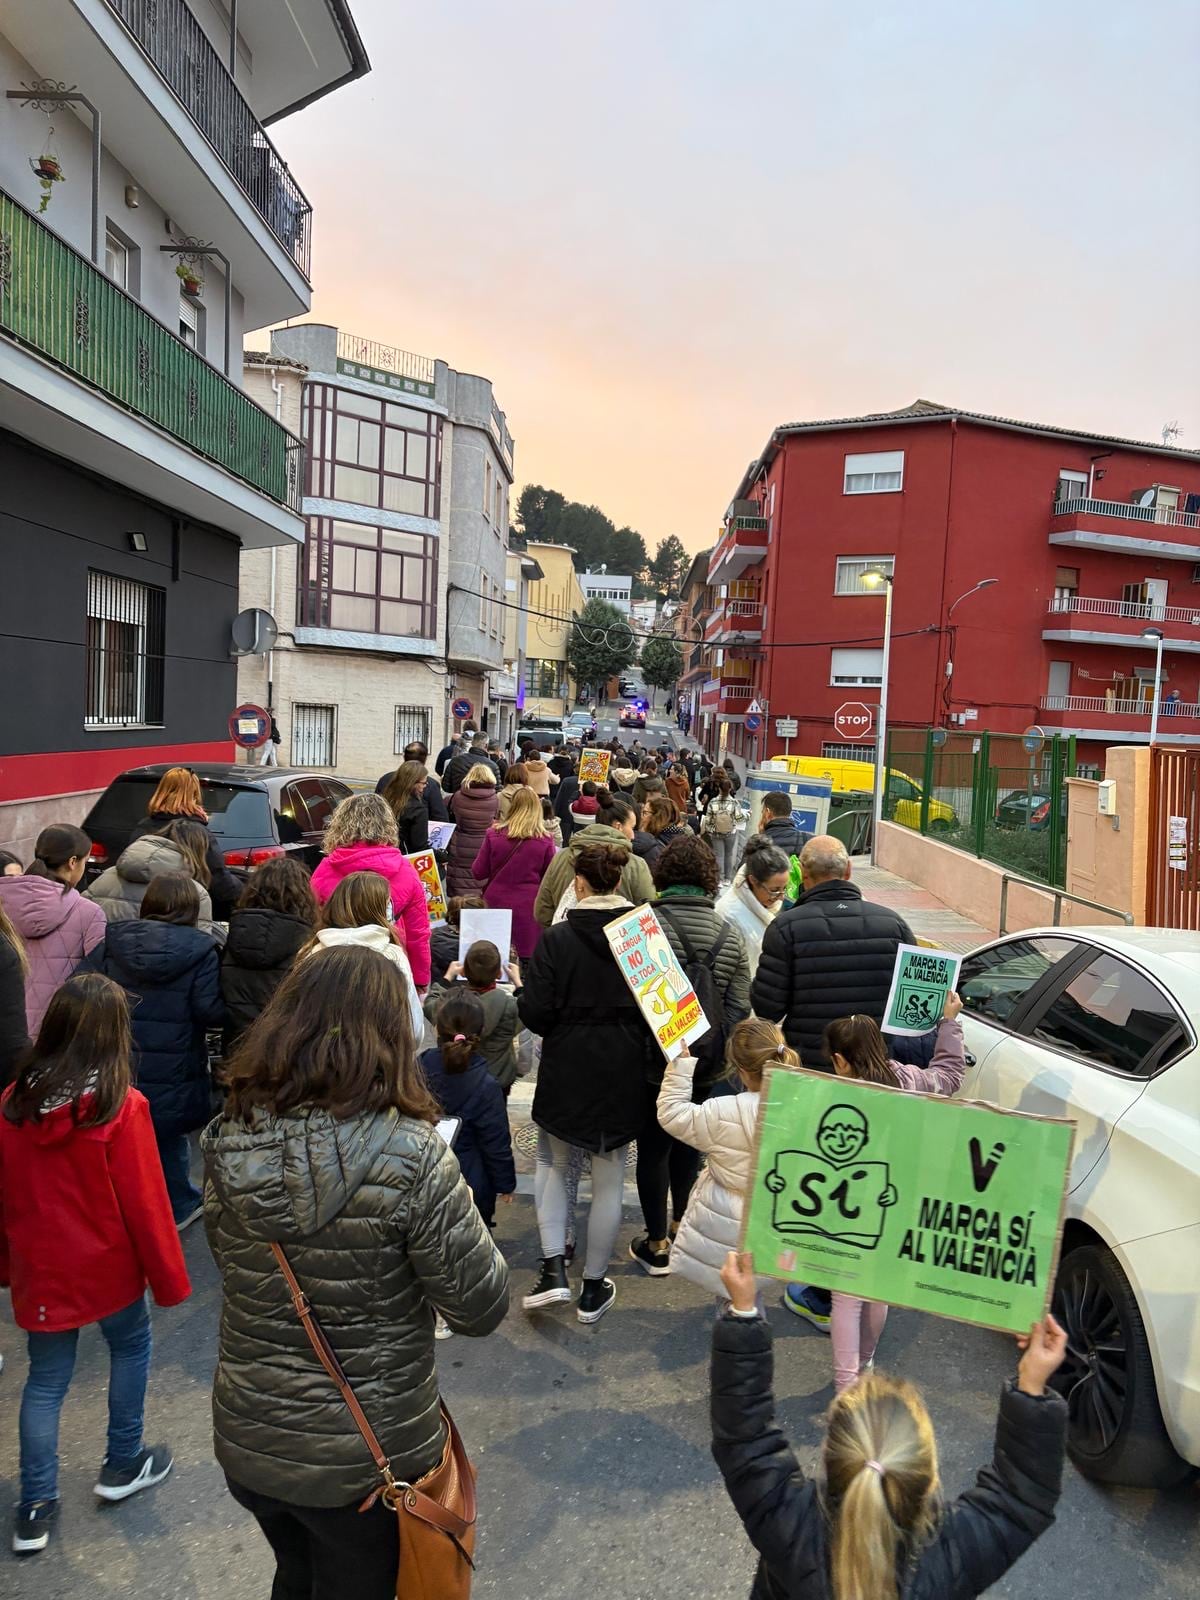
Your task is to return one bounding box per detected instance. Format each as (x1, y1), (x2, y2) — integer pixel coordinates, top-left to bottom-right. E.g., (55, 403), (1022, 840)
(129, 768), (240, 918)
(308, 872), (424, 1042)
(87, 818), (224, 941)
(220, 858), (320, 1050)
(202, 946), (509, 1598)
(0, 825), (106, 1034)
(381, 760), (430, 855)
(471, 785), (556, 959)
(0, 896), (29, 1087)
(496, 763), (530, 823)
(632, 791), (687, 871)
(446, 762), (500, 897)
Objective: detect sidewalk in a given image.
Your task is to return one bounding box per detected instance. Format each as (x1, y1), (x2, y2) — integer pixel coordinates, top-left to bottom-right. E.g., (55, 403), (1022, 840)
(851, 857), (993, 953)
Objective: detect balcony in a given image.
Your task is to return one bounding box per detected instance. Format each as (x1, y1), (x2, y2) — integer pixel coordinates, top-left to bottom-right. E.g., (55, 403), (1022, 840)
(708, 515), (769, 584)
(1044, 593), (1200, 654)
(1039, 693), (1200, 743)
(705, 597), (764, 643)
(0, 188), (303, 546)
(1049, 495), (1200, 562)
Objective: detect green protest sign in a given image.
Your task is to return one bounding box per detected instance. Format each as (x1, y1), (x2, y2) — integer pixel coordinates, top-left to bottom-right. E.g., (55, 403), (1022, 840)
(883, 944), (962, 1035)
(740, 1069), (1074, 1335)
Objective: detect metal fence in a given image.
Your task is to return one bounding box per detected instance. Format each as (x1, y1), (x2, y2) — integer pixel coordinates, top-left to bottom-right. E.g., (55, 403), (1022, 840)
(886, 729), (1079, 886)
(105, 0), (313, 277)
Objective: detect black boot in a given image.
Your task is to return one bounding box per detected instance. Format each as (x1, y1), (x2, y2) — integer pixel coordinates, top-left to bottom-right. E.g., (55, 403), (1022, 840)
(522, 1255), (571, 1310)
(576, 1277), (616, 1324)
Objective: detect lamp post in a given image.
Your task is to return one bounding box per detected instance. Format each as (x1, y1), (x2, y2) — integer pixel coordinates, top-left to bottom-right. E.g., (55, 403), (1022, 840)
(943, 578), (999, 722)
(1142, 627), (1165, 745)
(860, 567), (894, 862)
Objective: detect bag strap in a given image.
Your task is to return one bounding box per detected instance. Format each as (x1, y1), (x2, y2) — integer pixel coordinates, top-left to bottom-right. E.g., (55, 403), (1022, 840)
(658, 909), (730, 975)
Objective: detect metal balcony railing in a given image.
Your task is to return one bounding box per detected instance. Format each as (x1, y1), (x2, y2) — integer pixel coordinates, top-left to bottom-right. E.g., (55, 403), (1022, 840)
(719, 683), (755, 701)
(1048, 594), (1200, 625)
(0, 189), (302, 509)
(104, 0), (313, 276)
(1040, 693), (1200, 718)
(731, 514), (770, 534)
(726, 598), (763, 619)
(335, 331), (436, 385)
(1052, 495), (1200, 532)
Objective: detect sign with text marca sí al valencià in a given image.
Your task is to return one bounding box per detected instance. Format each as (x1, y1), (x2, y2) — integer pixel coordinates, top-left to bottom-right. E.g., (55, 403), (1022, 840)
(739, 1069), (1075, 1334)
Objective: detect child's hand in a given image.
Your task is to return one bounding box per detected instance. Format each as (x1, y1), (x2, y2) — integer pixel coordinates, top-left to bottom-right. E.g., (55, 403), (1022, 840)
(943, 990), (963, 1021)
(498, 1192), (515, 1205)
(719, 1251), (757, 1313)
(506, 959), (522, 985)
(765, 1169), (785, 1195)
(444, 960), (464, 982)
(1016, 1312), (1067, 1396)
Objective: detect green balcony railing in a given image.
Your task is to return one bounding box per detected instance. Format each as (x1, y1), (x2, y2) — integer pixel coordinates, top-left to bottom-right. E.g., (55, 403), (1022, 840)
(0, 189), (301, 510)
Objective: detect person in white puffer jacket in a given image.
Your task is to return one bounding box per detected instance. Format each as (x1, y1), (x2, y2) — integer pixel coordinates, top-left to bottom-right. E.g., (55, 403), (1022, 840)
(656, 1018), (801, 1297)
(304, 870), (425, 1043)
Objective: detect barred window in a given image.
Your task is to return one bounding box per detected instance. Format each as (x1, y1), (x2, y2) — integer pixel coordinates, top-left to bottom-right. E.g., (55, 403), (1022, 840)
(395, 705), (433, 755)
(291, 703), (337, 768)
(85, 570), (165, 728)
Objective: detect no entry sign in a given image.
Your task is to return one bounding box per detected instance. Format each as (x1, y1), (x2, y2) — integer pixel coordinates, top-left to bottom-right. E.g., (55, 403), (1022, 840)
(834, 701), (874, 741)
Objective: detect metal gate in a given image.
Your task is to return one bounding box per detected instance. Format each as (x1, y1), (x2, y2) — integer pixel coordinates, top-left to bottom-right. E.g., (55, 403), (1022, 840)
(1147, 746), (1200, 929)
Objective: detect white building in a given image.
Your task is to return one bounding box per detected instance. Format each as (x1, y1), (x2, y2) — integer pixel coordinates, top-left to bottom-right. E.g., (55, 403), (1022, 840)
(237, 324), (514, 774)
(581, 570), (633, 613)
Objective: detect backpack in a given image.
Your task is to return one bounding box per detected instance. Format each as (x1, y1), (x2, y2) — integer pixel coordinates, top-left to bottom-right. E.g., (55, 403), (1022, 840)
(707, 803), (735, 836)
(660, 912), (734, 1086)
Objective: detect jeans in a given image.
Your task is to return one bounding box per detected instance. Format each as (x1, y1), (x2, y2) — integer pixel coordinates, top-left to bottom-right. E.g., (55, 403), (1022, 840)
(535, 1134), (627, 1280)
(19, 1296), (151, 1509)
(157, 1128), (201, 1221)
(226, 1478), (398, 1600)
(636, 1096), (703, 1241)
(830, 1292), (889, 1393)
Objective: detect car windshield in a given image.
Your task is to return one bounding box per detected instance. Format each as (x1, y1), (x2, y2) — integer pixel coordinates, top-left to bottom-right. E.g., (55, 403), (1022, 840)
(87, 778), (271, 841)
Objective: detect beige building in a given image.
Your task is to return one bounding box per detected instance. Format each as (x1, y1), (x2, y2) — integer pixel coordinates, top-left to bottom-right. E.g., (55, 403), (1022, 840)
(522, 542), (584, 718)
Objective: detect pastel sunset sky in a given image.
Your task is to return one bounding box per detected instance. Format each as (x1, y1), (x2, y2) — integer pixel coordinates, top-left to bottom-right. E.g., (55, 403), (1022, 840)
(266, 0), (1200, 553)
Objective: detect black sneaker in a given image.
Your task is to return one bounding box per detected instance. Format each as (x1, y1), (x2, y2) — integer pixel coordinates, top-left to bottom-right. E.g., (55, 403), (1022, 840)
(13, 1500), (58, 1555)
(175, 1204), (204, 1232)
(521, 1256), (572, 1310)
(629, 1236), (671, 1276)
(577, 1277), (616, 1324)
(94, 1443), (173, 1502)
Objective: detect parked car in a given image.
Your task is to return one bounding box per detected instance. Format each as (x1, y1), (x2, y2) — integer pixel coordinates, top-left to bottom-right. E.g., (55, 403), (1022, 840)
(995, 787), (1065, 831)
(957, 927), (1200, 1489)
(620, 702), (647, 729)
(518, 715), (569, 748)
(768, 755), (957, 832)
(81, 766), (353, 883)
(567, 709), (597, 739)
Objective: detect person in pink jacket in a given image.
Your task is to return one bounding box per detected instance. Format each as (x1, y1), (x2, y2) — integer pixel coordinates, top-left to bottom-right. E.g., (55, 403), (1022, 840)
(471, 788), (557, 959)
(309, 794), (431, 986)
(0, 826), (105, 1035)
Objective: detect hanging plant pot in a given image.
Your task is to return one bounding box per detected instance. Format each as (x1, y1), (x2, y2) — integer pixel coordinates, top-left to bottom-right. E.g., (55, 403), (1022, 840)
(35, 154), (62, 181)
(182, 274), (203, 297)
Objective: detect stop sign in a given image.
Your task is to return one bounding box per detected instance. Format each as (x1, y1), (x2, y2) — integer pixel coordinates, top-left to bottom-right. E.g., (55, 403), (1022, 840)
(834, 701), (874, 741)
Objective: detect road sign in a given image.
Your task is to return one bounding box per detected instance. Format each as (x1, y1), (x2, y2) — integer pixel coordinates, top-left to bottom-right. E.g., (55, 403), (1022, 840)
(1022, 725), (1046, 756)
(775, 717), (799, 738)
(451, 696), (474, 722)
(833, 701), (874, 741)
(747, 699), (763, 715)
(228, 703), (271, 749)
(744, 714), (762, 733)
(930, 728), (948, 749)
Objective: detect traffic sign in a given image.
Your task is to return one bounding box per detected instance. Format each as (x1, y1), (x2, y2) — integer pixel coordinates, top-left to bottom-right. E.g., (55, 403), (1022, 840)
(1022, 725), (1045, 756)
(744, 714), (762, 733)
(775, 717), (799, 738)
(747, 699), (763, 715)
(228, 703), (271, 749)
(834, 701), (874, 741)
(451, 696), (474, 722)
(930, 728), (949, 749)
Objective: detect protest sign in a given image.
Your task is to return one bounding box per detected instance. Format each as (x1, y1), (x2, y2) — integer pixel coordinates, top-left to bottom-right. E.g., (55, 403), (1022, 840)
(603, 903), (709, 1060)
(427, 820), (456, 852)
(578, 748), (612, 785)
(406, 850), (447, 924)
(459, 908), (513, 973)
(883, 944), (962, 1036)
(740, 1069), (1074, 1335)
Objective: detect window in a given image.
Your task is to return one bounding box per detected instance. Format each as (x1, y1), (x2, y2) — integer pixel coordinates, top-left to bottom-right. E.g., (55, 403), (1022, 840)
(830, 647), (884, 685)
(1025, 952), (1185, 1075)
(958, 937), (1080, 1029)
(886, 773), (920, 802)
(835, 555), (895, 594)
(291, 703), (337, 768)
(844, 451), (904, 494)
(822, 741), (871, 761)
(105, 229), (129, 290)
(84, 570), (165, 728)
(298, 518), (437, 637)
(1051, 566), (1079, 611)
(303, 385), (441, 519)
(395, 705), (433, 755)
(484, 459), (493, 519)
(478, 575), (489, 631)
(1055, 469), (1088, 504)
(524, 659), (563, 698)
(178, 293), (203, 353)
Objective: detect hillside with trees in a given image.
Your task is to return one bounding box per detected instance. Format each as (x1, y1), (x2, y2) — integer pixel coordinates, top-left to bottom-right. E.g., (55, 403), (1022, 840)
(515, 485), (692, 601)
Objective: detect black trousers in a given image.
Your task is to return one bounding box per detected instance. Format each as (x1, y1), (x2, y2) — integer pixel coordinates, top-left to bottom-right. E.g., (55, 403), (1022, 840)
(635, 1097), (703, 1240)
(227, 1476), (398, 1600)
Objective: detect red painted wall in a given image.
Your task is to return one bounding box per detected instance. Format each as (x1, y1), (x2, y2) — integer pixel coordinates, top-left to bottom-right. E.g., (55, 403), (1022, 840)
(0, 742), (238, 805)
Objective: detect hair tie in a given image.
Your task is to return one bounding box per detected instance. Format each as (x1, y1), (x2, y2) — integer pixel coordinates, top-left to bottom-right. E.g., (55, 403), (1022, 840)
(452, 1033), (466, 1043)
(775, 1043), (787, 1059)
(865, 1459), (885, 1478)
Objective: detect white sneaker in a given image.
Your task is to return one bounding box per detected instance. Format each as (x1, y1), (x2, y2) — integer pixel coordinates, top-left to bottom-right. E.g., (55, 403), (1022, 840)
(434, 1314), (454, 1341)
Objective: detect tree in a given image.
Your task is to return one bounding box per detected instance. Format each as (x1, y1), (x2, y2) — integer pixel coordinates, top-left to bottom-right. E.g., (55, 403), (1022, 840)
(648, 534), (690, 599)
(515, 485), (566, 543)
(565, 598), (638, 699)
(610, 526), (650, 593)
(640, 632), (683, 696)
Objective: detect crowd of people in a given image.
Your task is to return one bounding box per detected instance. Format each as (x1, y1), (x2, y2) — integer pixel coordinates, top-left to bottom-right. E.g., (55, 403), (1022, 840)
(0, 737), (1069, 1598)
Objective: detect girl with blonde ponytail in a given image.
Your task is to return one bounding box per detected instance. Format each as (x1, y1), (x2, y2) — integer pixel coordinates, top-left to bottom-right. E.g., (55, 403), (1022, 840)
(712, 1248), (1069, 1600)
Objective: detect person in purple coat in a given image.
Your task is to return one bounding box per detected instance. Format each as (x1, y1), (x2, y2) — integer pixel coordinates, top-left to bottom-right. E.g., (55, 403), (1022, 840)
(471, 788), (557, 959)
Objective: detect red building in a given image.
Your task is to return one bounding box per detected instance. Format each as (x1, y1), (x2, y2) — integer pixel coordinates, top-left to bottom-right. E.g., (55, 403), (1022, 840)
(697, 401), (1200, 770)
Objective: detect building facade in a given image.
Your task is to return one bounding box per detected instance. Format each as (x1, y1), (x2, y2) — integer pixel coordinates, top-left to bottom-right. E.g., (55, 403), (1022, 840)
(522, 542), (584, 719)
(501, 540), (544, 747)
(703, 402), (1200, 770)
(580, 570), (633, 613)
(0, 0), (367, 857)
(237, 324), (514, 774)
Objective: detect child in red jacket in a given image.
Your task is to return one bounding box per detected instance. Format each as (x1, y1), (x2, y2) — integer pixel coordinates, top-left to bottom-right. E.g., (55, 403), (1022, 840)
(0, 973), (191, 1556)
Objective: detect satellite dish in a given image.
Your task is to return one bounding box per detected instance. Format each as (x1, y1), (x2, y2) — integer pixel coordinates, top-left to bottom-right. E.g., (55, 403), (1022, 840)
(1134, 488), (1156, 508)
(230, 608), (278, 656)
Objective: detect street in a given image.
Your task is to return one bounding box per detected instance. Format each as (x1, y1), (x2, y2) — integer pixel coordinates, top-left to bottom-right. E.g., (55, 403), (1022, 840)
(3, 1192), (1197, 1600)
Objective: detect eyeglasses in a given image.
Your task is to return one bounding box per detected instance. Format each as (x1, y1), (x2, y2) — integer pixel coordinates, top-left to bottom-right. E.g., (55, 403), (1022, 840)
(757, 882), (787, 902)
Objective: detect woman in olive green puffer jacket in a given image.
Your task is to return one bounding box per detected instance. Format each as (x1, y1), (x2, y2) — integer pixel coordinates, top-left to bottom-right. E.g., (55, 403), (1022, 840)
(203, 945), (509, 1596)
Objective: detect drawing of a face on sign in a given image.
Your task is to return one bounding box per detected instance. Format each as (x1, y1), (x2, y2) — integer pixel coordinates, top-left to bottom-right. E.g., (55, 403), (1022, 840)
(765, 1105), (897, 1249)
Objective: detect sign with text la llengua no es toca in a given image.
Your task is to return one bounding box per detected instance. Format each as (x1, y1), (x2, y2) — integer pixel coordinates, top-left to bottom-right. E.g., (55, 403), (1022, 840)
(740, 1069), (1075, 1334)
(604, 904), (710, 1060)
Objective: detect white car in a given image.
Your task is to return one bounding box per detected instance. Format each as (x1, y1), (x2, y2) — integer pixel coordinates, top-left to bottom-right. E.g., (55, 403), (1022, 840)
(957, 927), (1199, 1488)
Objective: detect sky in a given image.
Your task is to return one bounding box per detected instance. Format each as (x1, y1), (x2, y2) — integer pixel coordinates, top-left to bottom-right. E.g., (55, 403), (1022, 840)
(266, 0), (1200, 555)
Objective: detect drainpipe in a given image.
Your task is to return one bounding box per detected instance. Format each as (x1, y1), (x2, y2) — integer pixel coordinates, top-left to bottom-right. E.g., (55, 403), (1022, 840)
(265, 365), (283, 718)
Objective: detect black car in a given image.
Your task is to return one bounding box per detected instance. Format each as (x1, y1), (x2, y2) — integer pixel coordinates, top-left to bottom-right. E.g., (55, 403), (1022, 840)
(994, 787), (1064, 831)
(81, 765), (353, 881)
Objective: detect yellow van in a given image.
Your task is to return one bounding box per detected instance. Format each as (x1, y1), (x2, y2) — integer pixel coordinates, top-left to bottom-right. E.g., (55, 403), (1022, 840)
(766, 755), (957, 832)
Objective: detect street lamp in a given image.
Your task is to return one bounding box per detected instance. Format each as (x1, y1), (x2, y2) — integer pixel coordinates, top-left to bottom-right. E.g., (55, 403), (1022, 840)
(943, 578), (999, 719)
(859, 566), (894, 862)
(1142, 627), (1165, 745)
(947, 577), (999, 618)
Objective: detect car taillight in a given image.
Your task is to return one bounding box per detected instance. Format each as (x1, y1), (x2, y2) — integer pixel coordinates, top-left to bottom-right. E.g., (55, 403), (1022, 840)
(246, 846), (286, 866)
(1031, 802), (1050, 825)
(88, 842), (108, 864)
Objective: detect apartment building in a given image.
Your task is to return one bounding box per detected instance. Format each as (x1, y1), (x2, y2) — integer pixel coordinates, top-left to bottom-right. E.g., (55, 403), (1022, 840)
(0, 0), (368, 855)
(580, 570), (633, 613)
(675, 547), (715, 734)
(702, 401), (1200, 769)
(237, 323), (514, 773)
(522, 542), (584, 719)
(501, 538), (544, 745)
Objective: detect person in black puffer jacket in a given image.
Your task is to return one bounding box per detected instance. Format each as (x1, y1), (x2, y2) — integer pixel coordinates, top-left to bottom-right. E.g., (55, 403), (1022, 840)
(753, 790), (811, 861)
(220, 857), (319, 1051)
(712, 1250), (1069, 1600)
(203, 945), (508, 1599)
(78, 872), (224, 1224)
(751, 835), (914, 1070)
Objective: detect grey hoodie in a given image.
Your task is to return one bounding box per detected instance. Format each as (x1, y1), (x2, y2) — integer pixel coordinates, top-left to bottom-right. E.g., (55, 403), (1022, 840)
(85, 835), (220, 938)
